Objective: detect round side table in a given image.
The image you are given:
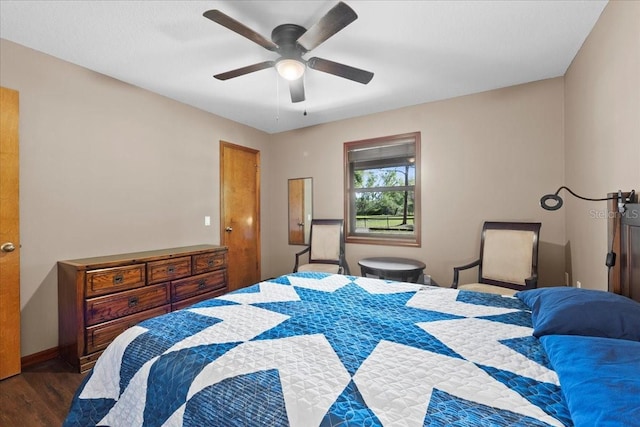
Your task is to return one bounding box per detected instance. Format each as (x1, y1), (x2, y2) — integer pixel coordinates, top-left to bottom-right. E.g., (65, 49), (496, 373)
(358, 257), (426, 283)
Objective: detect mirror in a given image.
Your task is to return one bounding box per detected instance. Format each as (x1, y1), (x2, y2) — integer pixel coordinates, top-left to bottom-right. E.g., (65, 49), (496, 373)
(288, 177), (313, 245)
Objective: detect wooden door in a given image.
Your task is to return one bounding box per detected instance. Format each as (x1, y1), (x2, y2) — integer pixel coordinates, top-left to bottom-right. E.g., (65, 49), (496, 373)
(288, 179), (305, 244)
(0, 86), (21, 379)
(220, 142), (260, 291)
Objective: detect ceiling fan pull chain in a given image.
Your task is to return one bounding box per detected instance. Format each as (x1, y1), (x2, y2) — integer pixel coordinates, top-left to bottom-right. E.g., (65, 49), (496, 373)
(303, 80), (308, 116)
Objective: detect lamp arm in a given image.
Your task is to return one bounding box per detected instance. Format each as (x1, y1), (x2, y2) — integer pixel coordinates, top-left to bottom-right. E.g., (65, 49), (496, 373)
(553, 186), (615, 202)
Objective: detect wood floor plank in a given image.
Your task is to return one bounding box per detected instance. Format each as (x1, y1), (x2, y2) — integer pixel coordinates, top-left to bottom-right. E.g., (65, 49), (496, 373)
(0, 358), (85, 426)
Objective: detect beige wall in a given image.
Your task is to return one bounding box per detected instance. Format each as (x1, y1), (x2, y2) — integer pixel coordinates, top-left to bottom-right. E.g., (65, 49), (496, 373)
(0, 39), (271, 356)
(564, 0), (640, 290)
(265, 78), (566, 287)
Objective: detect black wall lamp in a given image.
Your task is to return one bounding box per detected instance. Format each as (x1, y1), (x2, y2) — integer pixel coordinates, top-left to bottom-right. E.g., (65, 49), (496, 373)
(540, 186), (636, 213)
(541, 186), (636, 270)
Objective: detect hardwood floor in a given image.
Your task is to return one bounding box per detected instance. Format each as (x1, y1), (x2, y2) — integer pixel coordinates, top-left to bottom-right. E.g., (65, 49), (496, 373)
(0, 358), (86, 426)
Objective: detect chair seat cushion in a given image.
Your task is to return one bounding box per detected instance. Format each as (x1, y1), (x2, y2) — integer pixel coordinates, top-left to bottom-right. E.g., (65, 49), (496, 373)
(297, 263), (340, 274)
(458, 283), (517, 296)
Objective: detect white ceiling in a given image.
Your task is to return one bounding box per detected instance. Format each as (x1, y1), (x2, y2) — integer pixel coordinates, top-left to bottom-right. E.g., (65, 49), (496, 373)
(0, 0), (607, 134)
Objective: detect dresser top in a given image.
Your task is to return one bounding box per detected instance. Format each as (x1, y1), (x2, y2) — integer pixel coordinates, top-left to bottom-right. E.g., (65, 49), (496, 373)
(58, 244), (227, 270)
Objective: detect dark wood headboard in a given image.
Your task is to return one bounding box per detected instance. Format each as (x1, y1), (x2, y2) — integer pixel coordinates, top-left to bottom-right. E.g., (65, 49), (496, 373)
(608, 195), (640, 302)
(620, 203), (640, 302)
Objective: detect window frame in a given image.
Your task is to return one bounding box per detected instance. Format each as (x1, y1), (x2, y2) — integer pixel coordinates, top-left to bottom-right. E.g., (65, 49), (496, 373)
(343, 132), (421, 247)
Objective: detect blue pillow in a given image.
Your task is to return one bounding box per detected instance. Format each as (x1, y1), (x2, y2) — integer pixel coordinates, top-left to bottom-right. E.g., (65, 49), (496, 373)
(541, 335), (640, 427)
(515, 287), (640, 341)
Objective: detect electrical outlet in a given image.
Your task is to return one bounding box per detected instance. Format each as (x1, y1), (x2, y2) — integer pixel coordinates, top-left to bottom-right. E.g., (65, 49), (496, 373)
(204, 216), (211, 226)
(576, 280), (582, 288)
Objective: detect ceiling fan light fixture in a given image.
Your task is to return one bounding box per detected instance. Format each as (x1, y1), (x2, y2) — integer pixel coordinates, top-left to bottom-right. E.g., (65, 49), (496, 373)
(276, 58), (305, 81)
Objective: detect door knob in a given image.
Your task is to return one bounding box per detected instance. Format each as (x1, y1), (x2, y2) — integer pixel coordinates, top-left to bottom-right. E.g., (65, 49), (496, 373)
(1, 242), (16, 253)
(225, 227), (233, 232)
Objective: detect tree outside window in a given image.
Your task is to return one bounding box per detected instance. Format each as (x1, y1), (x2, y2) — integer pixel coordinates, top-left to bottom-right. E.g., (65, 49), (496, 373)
(344, 132), (421, 246)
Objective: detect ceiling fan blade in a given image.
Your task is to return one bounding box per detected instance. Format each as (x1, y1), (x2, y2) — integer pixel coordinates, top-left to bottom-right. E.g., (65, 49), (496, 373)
(203, 10), (278, 51)
(307, 57), (373, 84)
(297, 2), (357, 51)
(214, 61), (275, 80)
(289, 78), (305, 103)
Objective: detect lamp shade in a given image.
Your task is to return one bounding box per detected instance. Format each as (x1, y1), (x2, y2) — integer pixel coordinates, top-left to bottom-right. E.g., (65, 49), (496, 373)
(276, 58), (305, 81)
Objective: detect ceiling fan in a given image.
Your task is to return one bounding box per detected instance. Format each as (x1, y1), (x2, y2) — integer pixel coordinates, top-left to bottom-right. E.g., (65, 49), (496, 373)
(203, 2), (374, 103)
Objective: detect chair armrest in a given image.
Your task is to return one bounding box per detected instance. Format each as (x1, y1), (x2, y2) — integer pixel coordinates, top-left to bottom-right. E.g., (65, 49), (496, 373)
(293, 246), (310, 272)
(340, 257), (351, 275)
(524, 274), (538, 289)
(451, 259), (480, 288)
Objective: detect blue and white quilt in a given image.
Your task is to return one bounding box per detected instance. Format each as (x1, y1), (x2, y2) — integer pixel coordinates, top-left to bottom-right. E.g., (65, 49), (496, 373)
(64, 272), (571, 426)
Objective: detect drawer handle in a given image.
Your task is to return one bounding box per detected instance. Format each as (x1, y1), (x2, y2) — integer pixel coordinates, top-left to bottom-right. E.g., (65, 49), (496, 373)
(167, 266), (175, 274)
(113, 274), (124, 284)
(128, 296), (139, 307)
(207, 259), (214, 267)
(198, 280), (206, 290)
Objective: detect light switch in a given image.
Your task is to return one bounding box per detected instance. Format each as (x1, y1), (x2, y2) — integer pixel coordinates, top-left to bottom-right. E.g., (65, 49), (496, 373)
(204, 216), (211, 226)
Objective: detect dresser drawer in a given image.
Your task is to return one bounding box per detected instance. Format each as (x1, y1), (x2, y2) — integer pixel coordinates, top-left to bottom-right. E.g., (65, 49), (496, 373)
(171, 287), (228, 311)
(85, 283), (170, 326)
(171, 270), (227, 302)
(192, 251), (226, 275)
(85, 305), (170, 354)
(85, 264), (146, 298)
(147, 256), (191, 284)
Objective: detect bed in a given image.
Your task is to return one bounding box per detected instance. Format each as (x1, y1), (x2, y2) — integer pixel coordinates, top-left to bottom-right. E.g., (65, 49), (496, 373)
(63, 268), (640, 427)
(65, 202), (640, 427)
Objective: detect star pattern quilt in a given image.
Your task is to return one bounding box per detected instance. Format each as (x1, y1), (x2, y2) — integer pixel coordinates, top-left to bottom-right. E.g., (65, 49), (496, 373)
(64, 272), (572, 426)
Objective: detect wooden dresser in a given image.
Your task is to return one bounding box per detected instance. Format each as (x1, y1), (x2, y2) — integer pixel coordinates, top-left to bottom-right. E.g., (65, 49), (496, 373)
(58, 244), (228, 372)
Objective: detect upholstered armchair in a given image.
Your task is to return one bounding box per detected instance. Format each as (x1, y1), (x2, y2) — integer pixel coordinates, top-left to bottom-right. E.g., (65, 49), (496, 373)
(293, 219), (350, 275)
(451, 221), (541, 296)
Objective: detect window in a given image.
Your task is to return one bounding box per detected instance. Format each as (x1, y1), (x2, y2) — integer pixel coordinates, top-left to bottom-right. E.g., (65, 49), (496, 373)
(344, 132), (421, 246)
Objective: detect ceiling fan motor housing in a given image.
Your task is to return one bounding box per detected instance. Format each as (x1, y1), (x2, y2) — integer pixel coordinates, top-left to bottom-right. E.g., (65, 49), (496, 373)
(271, 24), (307, 59)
